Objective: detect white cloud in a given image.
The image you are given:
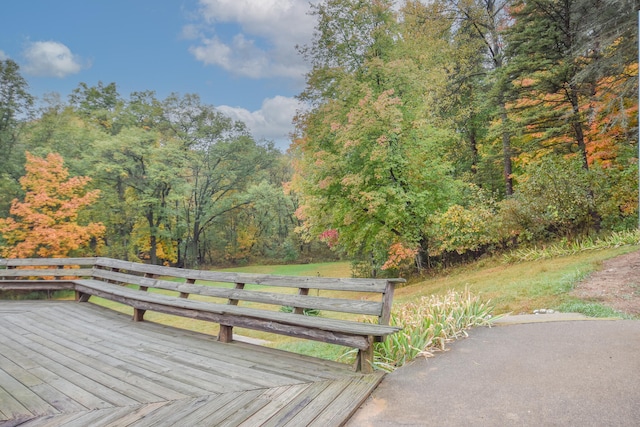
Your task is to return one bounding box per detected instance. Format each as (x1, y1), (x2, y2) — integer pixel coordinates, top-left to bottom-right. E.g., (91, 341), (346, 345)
(190, 34), (272, 79)
(22, 41), (85, 78)
(0, 50), (8, 60)
(218, 95), (304, 149)
(187, 0), (315, 80)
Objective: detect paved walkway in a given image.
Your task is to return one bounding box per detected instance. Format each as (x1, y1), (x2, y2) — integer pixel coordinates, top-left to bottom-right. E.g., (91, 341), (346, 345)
(347, 314), (640, 426)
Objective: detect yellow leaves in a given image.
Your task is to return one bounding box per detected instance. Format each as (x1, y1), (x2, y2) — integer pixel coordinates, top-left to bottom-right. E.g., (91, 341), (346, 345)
(428, 203), (495, 256)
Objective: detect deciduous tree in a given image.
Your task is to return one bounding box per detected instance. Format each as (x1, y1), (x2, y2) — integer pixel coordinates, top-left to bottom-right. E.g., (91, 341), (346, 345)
(0, 152), (104, 258)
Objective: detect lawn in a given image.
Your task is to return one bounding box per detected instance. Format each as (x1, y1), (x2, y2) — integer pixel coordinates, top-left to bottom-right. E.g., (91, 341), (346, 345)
(394, 245), (639, 316)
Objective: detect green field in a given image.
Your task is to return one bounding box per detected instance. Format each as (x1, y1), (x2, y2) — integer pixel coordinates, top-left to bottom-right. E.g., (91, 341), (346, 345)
(217, 261), (354, 278)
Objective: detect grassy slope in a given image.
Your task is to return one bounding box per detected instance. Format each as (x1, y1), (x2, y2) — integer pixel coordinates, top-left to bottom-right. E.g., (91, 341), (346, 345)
(395, 245), (639, 315)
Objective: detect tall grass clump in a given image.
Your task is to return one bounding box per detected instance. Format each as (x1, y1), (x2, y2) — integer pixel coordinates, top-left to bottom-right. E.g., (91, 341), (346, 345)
(370, 288), (496, 372)
(503, 229), (640, 263)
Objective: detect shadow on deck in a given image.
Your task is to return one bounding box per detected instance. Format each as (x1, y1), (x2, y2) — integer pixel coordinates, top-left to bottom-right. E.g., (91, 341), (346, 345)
(0, 301), (383, 426)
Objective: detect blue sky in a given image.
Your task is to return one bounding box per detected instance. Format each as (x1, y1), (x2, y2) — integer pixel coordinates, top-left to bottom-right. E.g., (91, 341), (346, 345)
(1, 0), (318, 150)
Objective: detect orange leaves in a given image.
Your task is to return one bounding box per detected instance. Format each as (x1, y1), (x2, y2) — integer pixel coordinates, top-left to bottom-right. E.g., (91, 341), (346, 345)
(381, 242), (417, 271)
(0, 152), (105, 258)
(584, 64), (639, 168)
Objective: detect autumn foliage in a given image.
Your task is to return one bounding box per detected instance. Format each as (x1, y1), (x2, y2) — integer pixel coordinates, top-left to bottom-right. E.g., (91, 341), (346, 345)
(0, 152), (105, 258)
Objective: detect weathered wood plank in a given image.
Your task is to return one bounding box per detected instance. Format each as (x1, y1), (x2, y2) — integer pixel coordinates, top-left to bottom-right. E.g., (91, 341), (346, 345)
(184, 389), (267, 426)
(308, 372), (385, 427)
(74, 280), (399, 338)
(35, 305), (295, 392)
(45, 320), (269, 395)
(237, 384), (311, 427)
(15, 310), (192, 401)
(66, 306), (354, 384)
(0, 384), (32, 421)
(91, 268), (384, 316)
(0, 367), (58, 417)
(5, 321), (169, 403)
(17, 411), (88, 427)
(93, 257), (403, 292)
(260, 381), (333, 427)
(0, 258), (96, 268)
(1, 326), (137, 408)
(101, 401), (172, 427)
(0, 301), (385, 427)
(161, 392), (247, 426)
(123, 395), (216, 427)
(281, 378), (352, 426)
(0, 283), (76, 293)
(0, 268), (93, 277)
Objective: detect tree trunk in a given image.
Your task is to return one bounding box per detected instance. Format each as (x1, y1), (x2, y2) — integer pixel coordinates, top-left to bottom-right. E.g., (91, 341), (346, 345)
(500, 102), (513, 196)
(146, 211), (158, 265)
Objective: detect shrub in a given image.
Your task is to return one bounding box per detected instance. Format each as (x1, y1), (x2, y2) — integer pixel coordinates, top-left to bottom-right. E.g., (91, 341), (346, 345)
(499, 156), (596, 242)
(365, 288), (496, 372)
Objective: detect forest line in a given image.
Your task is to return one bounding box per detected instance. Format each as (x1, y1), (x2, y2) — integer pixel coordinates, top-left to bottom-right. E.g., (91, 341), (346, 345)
(0, 0), (637, 276)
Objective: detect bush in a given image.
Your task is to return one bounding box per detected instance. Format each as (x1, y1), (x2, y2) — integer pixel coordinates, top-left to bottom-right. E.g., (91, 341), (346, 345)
(499, 156), (596, 242)
(364, 288), (496, 372)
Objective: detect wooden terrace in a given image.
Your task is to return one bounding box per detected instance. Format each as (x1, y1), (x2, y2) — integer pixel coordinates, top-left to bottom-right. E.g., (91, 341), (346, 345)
(0, 301), (383, 426)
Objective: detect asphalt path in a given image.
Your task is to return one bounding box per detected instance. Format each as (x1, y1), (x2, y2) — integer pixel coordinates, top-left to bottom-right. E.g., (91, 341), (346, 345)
(347, 314), (640, 427)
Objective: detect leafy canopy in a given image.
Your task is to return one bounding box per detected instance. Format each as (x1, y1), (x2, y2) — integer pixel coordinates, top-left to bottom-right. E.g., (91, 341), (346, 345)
(0, 152), (105, 258)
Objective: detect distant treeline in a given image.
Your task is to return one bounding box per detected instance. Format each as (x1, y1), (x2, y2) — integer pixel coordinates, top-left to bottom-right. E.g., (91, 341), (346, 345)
(0, 0), (638, 276)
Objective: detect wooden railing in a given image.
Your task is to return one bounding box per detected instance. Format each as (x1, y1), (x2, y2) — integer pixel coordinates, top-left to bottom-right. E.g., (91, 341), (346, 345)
(0, 257), (404, 372)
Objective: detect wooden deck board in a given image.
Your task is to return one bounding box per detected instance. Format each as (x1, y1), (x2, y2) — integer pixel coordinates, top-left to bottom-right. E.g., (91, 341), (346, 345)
(0, 301), (382, 426)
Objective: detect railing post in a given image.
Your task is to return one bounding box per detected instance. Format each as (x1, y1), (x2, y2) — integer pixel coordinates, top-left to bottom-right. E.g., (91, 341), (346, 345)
(180, 278), (195, 298)
(293, 288), (309, 314)
(218, 282), (244, 343)
(355, 337), (374, 373)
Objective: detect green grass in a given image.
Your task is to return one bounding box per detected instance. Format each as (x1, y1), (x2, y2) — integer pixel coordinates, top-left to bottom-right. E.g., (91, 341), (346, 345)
(218, 261), (353, 278)
(394, 245), (639, 316)
(555, 301), (633, 319)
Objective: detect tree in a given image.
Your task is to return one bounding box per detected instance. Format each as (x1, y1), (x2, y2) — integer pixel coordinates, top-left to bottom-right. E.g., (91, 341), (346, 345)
(293, 86), (458, 273)
(92, 126), (184, 265)
(0, 152), (104, 258)
(68, 81), (122, 133)
(572, 0), (638, 102)
(298, 0), (398, 104)
(505, 0), (594, 169)
(293, 0), (462, 273)
(219, 180), (298, 263)
(0, 59), (33, 162)
(163, 93), (277, 267)
(0, 59), (34, 215)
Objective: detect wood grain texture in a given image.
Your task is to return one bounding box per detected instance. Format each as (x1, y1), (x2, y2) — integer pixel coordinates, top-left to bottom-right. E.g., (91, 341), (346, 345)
(0, 301), (384, 426)
(1, 257), (403, 374)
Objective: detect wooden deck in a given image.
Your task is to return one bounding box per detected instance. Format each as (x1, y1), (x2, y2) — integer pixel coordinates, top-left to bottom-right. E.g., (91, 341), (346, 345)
(0, 301), (383, 426)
